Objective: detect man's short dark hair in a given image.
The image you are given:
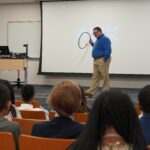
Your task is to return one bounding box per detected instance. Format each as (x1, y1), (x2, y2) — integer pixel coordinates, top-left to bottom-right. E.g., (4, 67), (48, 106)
(21, 85), (35, 103)
(0, 85), (10, 112)
(138, 85), (150, 113)
(93, 27), (102, 32)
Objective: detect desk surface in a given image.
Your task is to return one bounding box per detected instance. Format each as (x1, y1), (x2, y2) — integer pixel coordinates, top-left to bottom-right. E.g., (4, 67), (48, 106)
(0, 59), (26, 71)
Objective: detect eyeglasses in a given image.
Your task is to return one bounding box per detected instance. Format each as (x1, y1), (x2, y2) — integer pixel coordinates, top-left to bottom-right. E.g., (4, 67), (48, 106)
(93, 31), (99, 35)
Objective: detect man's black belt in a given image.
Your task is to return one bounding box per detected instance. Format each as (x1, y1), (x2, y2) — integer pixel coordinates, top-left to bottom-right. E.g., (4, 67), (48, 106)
(94, 56), (104, 60)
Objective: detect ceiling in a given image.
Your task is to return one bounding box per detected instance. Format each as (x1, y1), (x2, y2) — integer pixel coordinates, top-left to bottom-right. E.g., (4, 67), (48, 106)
(0, 0), (37, 3)
(0, 0), (143, 4)
(0, 0), (85, 4)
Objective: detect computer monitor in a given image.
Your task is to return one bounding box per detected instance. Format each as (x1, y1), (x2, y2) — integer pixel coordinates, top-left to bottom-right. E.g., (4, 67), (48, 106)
(0, 46), (10, 55)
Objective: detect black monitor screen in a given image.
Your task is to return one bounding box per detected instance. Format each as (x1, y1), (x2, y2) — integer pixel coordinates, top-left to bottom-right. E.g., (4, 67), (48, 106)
(0, 46), (10, 55)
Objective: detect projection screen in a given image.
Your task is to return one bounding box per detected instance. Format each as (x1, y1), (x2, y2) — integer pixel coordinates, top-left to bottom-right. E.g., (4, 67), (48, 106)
(40, 1), (150, 74)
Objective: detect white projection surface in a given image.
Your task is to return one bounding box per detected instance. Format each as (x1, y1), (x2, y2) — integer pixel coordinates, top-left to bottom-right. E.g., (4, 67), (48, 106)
(41, 1), (150, 74)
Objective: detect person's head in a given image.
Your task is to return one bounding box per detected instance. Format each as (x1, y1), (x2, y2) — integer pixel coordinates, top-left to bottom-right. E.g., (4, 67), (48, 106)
(0, 85), (11, 116)
(21, 85), (35, 103)
(79, 86), (87, 106)
(138, 85), (150, 114)
(93, 27), (103, 38)
(0, 79), (15, 105)
(69, 90), (146, 150)
(75, 86), (90, 113)
(48, 80), (81, 117)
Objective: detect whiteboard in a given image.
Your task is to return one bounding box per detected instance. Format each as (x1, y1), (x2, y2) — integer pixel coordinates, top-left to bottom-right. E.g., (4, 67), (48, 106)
(8, 21), (41, 58)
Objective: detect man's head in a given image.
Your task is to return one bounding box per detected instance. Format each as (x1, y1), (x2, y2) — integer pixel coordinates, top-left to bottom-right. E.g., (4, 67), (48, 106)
(0, 85), (11, 116)
(138, 85), (150, 114)
(93, 27), (103, 38)
(21, 85), (35, 103)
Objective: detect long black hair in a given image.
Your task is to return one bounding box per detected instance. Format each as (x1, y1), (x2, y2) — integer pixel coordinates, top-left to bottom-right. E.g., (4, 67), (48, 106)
(68, 90), (146, 150)
(0, 79), (16, 117)
(75, 86), (91, 113)
(0, 79), (15, 104)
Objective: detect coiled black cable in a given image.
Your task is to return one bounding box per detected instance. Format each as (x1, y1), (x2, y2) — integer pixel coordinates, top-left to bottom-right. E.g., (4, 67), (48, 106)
(78, 32), (91, 49)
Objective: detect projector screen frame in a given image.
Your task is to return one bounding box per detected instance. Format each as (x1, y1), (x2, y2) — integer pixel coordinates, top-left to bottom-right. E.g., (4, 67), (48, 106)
(38, 1), (150, 77)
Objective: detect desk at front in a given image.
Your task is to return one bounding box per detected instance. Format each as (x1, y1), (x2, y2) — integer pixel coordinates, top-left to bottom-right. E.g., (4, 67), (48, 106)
(0, 58), (27, 88)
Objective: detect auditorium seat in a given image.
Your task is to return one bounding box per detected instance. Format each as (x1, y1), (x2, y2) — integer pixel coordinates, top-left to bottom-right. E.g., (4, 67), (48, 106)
(19, 134), (76, 150)
(13, 118), (45, 135)
(73, 113), (89, 123)
(49, 112), (88, 123)
(0, 132), (16, 150)
(20, 110), (46, 120)
(49, 111), (55, 120)
(135, 104), (142, 116)
(15, 100), (40, 108)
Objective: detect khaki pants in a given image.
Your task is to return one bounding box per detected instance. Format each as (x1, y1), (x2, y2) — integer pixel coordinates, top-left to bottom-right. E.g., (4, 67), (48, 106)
(86, 57), (111, 95)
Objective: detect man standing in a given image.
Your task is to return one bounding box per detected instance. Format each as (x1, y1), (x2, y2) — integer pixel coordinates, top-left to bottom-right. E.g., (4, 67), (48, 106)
(85, 27), (112, 97)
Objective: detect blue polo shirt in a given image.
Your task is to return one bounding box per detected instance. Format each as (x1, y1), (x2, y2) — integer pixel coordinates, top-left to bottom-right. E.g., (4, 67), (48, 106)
(92, 34), (112, 62)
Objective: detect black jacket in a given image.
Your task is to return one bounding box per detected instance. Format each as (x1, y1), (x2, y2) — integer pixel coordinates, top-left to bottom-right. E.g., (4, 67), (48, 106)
(32, 116), (84, 139)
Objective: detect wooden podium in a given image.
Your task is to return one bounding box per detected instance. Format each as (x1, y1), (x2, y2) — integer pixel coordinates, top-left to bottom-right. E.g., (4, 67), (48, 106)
(0, 58), (27, 88)
(0, 59), (26, 70)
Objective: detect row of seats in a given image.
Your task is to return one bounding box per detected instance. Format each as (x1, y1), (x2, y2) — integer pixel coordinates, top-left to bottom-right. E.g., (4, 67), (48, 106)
(1, 132), (150, 150)
(19, 110), (89, 123)
(0, 132), (75, 150)
(13, 111), (88, 135)
(16, 100), (142, 117)
(13, 118), (45, 135)
(15, 100), (89, 122)
(15, 100), (40, 108)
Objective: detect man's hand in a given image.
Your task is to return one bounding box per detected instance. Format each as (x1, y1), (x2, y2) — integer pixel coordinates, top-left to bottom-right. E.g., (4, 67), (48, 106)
(89, 38), (93, 46)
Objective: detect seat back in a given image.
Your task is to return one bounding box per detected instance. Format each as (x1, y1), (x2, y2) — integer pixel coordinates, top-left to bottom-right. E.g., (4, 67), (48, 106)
(49, 111), (55, 120)
(15, 100), (40, 108)
(20, 110), (46, 120)
(49, 112), (88, 123)
(19, 134), (75, 150)
(13, 118), (45, 135)
(73, 113), (88, 123)
(0, 132), (16, 150)
(135, 104), (142, 116)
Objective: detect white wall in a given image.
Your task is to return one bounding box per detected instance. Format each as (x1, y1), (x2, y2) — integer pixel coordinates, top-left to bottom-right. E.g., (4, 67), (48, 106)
(0, 3), (45, 84)
(0, 3), (149, 89)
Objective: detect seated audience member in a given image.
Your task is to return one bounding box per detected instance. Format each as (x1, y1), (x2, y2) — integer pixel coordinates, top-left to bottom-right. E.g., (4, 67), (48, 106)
(0, 79), (17, 120)
(75, 86), (91, 113)
(138, 85), (150, 145)
(16, 84), (49, 120)
(68, 90), (146, 150)
(0, 85), (21, 150)
(32, 80), (84, 139)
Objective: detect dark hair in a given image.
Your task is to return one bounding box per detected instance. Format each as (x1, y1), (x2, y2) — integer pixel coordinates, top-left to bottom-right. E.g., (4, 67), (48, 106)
(93, 27), (102, 32)
(21, 85), (35, 103)
(0, 85), (10, 112)
(138, 85), (150, 113)
(0, 79), (16, 117)
(68, 90), (146, 150)
(0, 79), (15, 104)
(75, 86), (91, 113)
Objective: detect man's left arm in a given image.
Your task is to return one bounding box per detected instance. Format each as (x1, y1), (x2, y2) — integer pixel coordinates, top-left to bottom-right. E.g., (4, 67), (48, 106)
(103, 38), (112, 62)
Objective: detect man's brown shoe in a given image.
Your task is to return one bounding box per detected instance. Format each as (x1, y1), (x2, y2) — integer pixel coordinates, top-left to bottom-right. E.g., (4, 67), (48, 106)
(84, 92), (93, 97)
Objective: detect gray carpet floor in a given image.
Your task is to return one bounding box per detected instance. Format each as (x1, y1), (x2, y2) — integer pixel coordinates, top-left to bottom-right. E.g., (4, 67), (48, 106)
(14, 85), (140, 111)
